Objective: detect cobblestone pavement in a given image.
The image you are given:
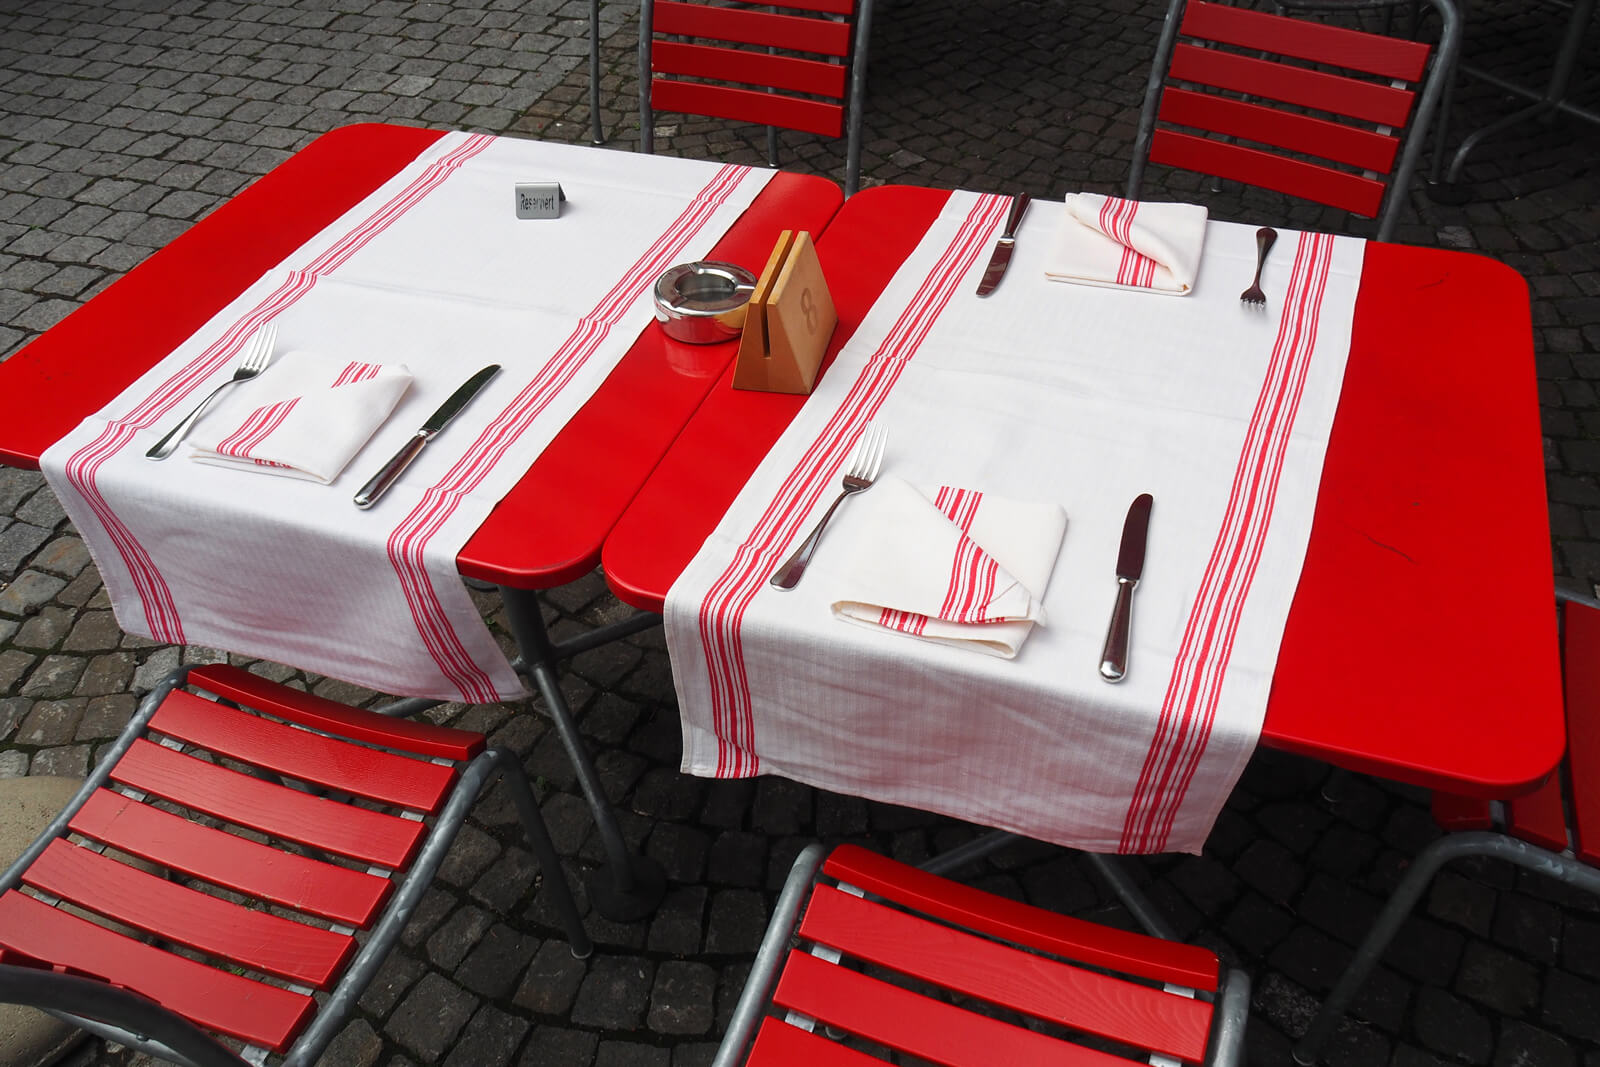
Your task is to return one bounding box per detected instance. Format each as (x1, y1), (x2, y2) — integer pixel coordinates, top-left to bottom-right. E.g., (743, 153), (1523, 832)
(3, 0), (1600, 1064)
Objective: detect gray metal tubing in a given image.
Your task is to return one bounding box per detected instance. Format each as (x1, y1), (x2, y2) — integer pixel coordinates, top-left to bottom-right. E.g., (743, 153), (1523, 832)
(1126, 0), (1188, 201)
(843, 0), (873, 197)
(1209, 967), (1253, 1066)
(373, 696), (444, 718)
(639, 0), (655, 154)
(1292, 832), (1600, 1065)
(0, 668), (187, 895)
(590, 0), (604, 144)
(0, 966), (242, 1067)
(917, 829), (1019, 876)
(499, 585), (642, 896)
(550, 610), (662, 660)
(1083, 853), (1178, 942)
(487, 745), (594, 959)
(285, 748), (588, 1066)
(712, 843), (829, 1067)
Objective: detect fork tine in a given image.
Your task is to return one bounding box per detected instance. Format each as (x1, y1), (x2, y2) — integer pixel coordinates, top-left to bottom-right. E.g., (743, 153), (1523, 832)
(862, 424), (886, 480)
(251, 323), (276, 369)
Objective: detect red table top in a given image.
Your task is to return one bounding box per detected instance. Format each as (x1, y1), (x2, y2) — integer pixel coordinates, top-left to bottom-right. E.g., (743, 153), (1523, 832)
(602, 185), (1564, 798)
(0, 123), (844, 590)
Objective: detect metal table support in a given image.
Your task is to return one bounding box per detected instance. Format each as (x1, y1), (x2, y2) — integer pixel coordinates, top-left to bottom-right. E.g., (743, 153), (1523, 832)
(589, 0), (604, 144)
(501, 585), (667, 920)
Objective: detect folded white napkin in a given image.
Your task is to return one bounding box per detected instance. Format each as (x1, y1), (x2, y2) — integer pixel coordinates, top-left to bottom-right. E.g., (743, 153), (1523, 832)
(186, 349), (412, 483)
(827, 476), (1066, 658)
(1045, 193), (1208, 295)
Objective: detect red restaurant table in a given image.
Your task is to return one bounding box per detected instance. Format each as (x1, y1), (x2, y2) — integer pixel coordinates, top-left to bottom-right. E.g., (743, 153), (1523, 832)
(603, 184), (1564, 801)
(0, 123), (844, 918)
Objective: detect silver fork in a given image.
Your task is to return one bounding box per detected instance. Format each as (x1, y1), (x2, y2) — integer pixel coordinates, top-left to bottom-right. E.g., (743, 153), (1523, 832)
(1240, 227), (1278, 307)
(146, 323), (277, 460)
(769, 423), (887, 590)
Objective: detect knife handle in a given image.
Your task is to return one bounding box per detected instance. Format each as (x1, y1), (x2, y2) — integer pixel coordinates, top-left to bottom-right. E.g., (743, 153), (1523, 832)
(1098, 576), (1137, 682)
(1004, 192), (1031, 237)
(354, 433), (428, 509)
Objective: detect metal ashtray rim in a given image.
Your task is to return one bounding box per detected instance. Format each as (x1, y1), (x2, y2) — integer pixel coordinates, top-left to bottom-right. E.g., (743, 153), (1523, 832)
(653, 260), (758, 344)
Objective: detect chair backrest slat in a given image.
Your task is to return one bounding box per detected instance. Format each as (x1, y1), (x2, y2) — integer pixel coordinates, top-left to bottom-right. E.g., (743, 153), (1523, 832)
(1180, 0), (1430, 81)
(1167, 43), (1418, 129)
(798, 883), (1214, 1062)
(654, 1), (852, 57)
(0, 889), (314, 1053)
(653, 41), (848, 99)
(652, 81), (845, 138)
(23, 839), (355, 989)
(69, 788), (391, 928)
(1562, 600), (1600, 864)
(1158, 86), (1401, 173)
(1150, 129), (1387, 218)
(113, 738), (426, 869)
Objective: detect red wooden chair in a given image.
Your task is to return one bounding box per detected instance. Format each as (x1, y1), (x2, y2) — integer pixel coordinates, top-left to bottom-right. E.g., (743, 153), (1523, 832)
(0, 664), (590, 1066)
(1126, 0), (1460, 241)
(1293, 589), (1600, 1064)
(714, 843), (1251, 1066)
(637, 0), (874, 195)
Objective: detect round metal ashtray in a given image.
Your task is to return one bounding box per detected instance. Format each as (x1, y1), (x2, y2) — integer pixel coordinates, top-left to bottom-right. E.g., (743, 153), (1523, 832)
(653, 261), (758, 344)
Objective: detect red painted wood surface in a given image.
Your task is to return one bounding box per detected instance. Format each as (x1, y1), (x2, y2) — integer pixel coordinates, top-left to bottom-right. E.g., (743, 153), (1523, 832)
(1149, 130), (1387, 218)
(1430, 791), (1494, 832)
(652, 82), (845, 139)
(1181, 0), (1430, 81)
(188, 663), (483, 761)
(653, 1), (852, 55)
(112, 738), (425, 868)
(653, 41), (848, 98)
(0, 890), (315, 1052)
(772, 949), (1139, 1066)
(1167, 44), (1418, 129)
(0, 124), (845, 594)
(69, 788), (392, 927)
(23, 839), (355, 989)
(1158, 88), (1401, 174)
(1562, 600), (1600, 864)
(748, 1019), (896, 1065)
(603, 185), (1564, 798)
(150, 689), (457, 813)
(822, 845), (1218, 990)
(799, 883), (1213, 1061)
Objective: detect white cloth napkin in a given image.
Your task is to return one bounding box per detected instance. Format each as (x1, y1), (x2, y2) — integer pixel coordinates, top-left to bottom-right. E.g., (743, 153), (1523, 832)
(666, 191), (1365, 854)
(827, 476), (1064, 658)
(185, 349), (412, 483)
(1045, 193), (1208, 294)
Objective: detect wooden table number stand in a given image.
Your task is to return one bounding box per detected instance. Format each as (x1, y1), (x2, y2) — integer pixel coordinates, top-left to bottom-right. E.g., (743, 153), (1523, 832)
(733, 230), (837, 394)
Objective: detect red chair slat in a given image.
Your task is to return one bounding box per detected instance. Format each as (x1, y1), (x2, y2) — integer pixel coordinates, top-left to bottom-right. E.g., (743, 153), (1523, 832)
(0, 890), (314, 1053)
(748, 1016), (915, 1065)
(1182, 0), (1430, 81)
(1562, 601), (1600, 863)
(653, 41), (847, 99)
(822, 845), (1220, 991)
(69, 789), (391, 927)
(1431, 791), (1494, 832)
(23, 840), (354, 989)
(653, 1), (852, 56)
(1168, 43), (1419, 129)
(1158, 87), (1400, 174)
(150, 689), (457, 812)
(799, 884), (1213, 1062)
(773, 949), (1133, 1067)
(112, 738), (425, 869)
(727, 0), (853, 16)
(1506, 774), (1569, 853)
(652, 81), (845, 138)
(1149, 129), (1387, 218)
(187, 664), (483, 762)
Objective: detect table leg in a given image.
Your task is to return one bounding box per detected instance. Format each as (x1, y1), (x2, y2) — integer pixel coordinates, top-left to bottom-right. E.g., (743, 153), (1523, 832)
(500, 586), (667, 920)
(589, 0), (604, 144)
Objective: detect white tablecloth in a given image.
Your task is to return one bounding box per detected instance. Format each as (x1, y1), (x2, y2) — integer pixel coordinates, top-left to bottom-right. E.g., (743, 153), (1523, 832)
(42, 132), (772, 702)
(665, 191), (1364, 854)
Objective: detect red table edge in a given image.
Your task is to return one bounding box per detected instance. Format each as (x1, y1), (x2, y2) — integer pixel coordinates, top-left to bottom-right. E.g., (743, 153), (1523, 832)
(0, 122), (844, 592)
(602, 186), (1565, 799)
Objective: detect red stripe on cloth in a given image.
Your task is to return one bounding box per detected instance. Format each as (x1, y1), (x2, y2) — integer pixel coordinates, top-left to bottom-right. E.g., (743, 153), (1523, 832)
(56, 134), (497, 646)
(1119, 231), (1337, 853)
(384, 164), (755, 703)
(215, 399), (298, 459)
(692, 195), (1010, 777)
(333, 362), (382, 386)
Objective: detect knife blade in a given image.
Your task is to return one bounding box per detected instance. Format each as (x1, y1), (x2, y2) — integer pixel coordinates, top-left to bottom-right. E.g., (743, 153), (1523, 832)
(976, 192), (1031, 297)
(353, 364), (501, 509)
(1098, 493), (1153, 683)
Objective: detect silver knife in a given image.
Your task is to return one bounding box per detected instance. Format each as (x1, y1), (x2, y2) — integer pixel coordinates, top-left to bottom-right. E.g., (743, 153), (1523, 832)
(353, 364), (500, 509)
(976, 192), (1031, 297)
(1099, 493), (1153, 683)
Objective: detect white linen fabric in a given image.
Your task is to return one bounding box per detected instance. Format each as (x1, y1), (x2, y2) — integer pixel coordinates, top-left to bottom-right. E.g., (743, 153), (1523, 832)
(1045, 193), (1209, 294)
(826, 476), (1064, 659)
(665, 191), (1364, 854)
(186, 348), (413, 483)
(42, 133), (772, 702)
